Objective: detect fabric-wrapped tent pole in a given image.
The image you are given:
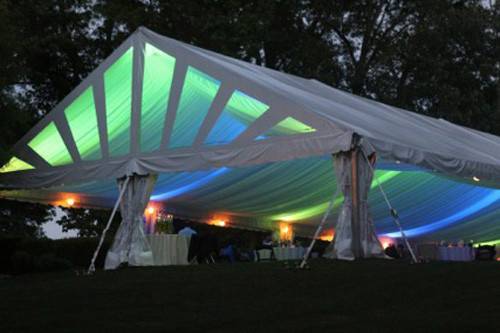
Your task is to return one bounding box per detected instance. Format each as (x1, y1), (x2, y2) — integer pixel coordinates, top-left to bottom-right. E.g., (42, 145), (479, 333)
(87, 175), (130, 274)
(104, 174), (157, 269)
(331, 141), (386, 260)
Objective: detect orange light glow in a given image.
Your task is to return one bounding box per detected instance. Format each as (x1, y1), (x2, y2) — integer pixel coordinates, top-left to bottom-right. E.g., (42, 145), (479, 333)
(279, 223), (293, 242)
(319, 229), (335, 242)
(379, 236), (394, 249)
(209, 219), (227, 227)
(66, 198), (75, 207)
(145, 203), (158, 216)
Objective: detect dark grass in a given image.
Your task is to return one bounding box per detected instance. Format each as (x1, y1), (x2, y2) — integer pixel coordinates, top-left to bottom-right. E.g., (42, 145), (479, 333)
(1, 260), (499, 333)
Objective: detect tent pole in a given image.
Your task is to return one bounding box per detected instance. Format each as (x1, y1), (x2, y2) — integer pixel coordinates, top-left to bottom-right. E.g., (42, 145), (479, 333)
(87, 175), (130, 274)
(299, 156), (342, 269)
(360, 150), (418, 263)
(298, 187), (340, 269)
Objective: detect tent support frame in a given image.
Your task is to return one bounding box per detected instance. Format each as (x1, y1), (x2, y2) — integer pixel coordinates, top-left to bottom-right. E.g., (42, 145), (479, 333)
(360, 150), (418, 263)
(299, 155), (341, 269)
(87, 175), (130, 274)
(300, 140), (418, 267)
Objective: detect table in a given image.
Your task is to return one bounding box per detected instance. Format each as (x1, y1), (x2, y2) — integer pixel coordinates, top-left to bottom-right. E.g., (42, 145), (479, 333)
(273, 246), (306, 261)
(417, 243), (439, 260)
(437, 246), (475, 262)
(146, 234), (191, 266)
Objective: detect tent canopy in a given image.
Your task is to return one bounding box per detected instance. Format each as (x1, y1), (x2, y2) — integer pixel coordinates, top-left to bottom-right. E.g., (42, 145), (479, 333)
(1, 27), (500, 243)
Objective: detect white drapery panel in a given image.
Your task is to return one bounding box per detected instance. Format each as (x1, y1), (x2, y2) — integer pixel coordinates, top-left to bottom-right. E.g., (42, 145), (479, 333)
(104, 174), (157, 269)
(331, 148), (385, 260)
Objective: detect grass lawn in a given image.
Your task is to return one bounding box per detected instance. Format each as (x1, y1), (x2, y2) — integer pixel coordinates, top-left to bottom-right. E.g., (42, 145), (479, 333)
(1, 259), (499, 332)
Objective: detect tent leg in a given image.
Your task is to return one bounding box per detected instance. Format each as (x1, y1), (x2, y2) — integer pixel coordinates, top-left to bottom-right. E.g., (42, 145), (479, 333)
(87, 176), (130, 274)
(298, 189), (338, 269)
(299, 156), (342, 269)
(360, 150), (418, 263)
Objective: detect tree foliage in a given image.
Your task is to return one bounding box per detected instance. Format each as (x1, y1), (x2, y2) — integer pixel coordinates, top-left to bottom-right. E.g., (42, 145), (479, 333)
(0, 199), (55, 238)
(56, 207), (121, 238)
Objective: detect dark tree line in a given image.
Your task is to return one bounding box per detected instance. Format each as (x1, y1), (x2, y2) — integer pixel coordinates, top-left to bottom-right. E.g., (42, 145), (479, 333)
(1, 0), (499, 237)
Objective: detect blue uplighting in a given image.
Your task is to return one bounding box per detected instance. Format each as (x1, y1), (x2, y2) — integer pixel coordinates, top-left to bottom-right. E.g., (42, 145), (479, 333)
(205, 112), (247, 145)
(151, 167), (229, 201)
(382, 190), (500, 238)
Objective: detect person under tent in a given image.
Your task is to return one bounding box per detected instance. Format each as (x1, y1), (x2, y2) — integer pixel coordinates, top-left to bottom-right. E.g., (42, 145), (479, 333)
(178, 226), (197, 237)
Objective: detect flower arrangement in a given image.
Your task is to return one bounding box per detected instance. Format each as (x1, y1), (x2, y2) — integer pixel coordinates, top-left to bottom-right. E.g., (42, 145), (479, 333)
(155, 212), (175, 234)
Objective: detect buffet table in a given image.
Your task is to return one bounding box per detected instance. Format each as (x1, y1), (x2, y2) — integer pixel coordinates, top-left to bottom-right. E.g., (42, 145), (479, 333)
(437, 246), (475, 262)
(146, 234), (191, 266)
(273, 246), (306, 261)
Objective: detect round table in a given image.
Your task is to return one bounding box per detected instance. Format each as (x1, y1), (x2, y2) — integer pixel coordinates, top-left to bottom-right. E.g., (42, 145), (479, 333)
(146, 234), (191, 265)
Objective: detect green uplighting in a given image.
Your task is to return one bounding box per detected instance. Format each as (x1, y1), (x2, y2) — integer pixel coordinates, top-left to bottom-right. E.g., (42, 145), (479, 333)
(104, 47), (133, 157)
(477, 239), (500, 246)
(225, 90), (269, 123)
(205, 90), (270, 145)
(28, 122), (73, 166)
(0, 157), (34, 173)
(169, 67), (221, 148)
(64, 87), (101, 160)
(263, 117), (316, 137)
(140, 43), (176, 152)
(269, 170), (401, 222)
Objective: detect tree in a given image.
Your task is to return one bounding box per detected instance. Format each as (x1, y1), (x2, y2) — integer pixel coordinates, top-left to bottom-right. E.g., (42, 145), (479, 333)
(57, 207), (121, 238)
(0, 199), (55, 238)
(302, 0), (500, 133)
(0, 0), (98, 163)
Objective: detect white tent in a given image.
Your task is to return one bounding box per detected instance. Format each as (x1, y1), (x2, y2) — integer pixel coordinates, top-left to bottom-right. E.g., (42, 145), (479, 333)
(1, 27), (499, 268)
(1, 27), (499, 188)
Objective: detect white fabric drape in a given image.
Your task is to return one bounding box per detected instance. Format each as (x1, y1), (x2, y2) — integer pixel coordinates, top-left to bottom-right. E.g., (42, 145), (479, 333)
(104, 174), (157, 269)
(331, 149), (385, 260)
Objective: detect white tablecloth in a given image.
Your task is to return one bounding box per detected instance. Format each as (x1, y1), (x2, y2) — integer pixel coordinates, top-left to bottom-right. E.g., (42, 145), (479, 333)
(273, 246), (306, 261)
(146, 234), (191, 266)
(438, 246), (475, 262)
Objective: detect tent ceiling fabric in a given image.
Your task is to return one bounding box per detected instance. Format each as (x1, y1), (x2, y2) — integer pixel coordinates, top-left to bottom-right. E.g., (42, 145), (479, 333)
(0, 27), (500, 243)
(1, 156), (500, 243)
